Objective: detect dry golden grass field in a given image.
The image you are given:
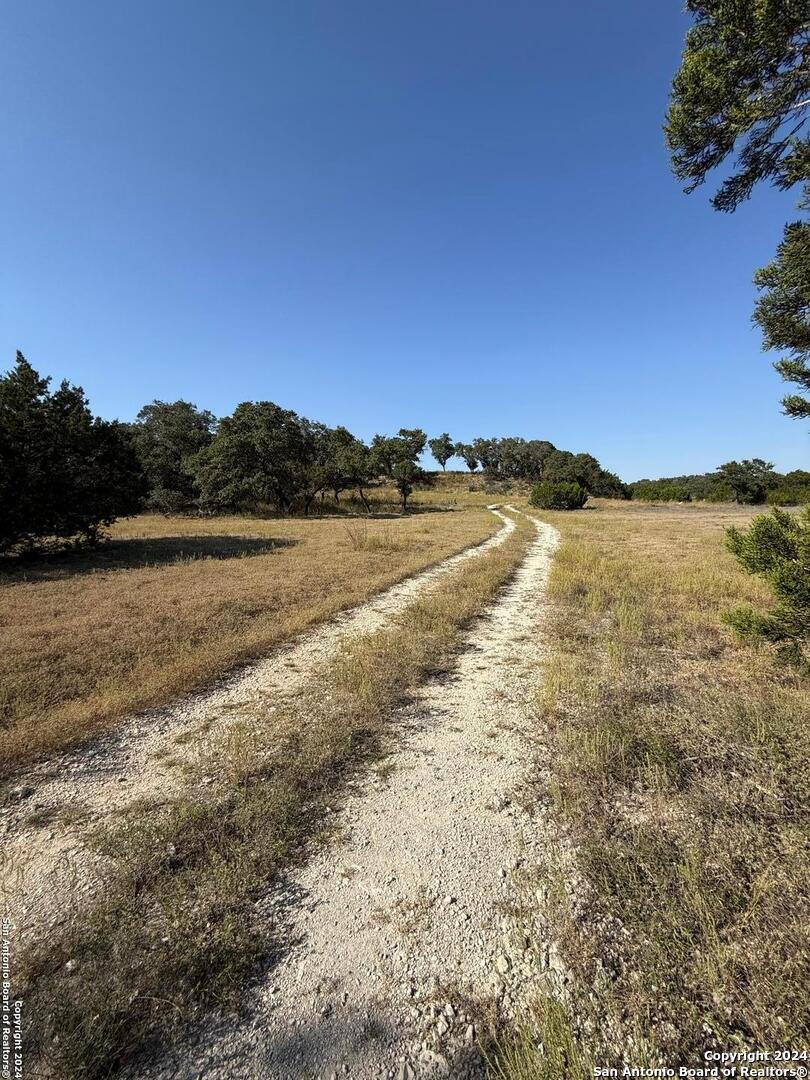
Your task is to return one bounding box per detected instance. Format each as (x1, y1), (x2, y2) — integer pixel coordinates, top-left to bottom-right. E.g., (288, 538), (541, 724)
(0, 503), (496, 777)
(492, 498), (810, 1077)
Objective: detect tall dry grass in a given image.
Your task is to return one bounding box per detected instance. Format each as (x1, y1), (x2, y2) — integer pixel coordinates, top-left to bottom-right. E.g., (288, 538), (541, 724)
(0, 508), (496, 777)
(488, 500), (810, 1077)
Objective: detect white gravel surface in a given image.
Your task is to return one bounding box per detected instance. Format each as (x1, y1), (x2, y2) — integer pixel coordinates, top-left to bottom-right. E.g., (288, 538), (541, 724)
(143, 511), (560, 1080)
(1, 510), (515, 947)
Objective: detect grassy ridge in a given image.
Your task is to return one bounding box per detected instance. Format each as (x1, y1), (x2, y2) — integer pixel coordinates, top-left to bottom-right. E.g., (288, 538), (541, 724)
(490, 502), (810, 1076)
(24, 511), (535, 1078)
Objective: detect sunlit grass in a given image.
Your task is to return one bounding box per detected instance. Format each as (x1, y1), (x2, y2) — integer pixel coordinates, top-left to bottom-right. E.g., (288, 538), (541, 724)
(489, 500), (809, 1075)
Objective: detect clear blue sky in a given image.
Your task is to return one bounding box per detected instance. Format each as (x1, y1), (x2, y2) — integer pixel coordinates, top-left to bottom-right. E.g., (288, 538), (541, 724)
(2, 1), (807, 481)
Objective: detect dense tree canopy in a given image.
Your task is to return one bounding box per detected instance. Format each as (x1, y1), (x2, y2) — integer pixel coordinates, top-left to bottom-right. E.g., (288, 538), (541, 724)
(428, 433), (455, 471)
(329, 428), (374, 511)
(543, 450), (627, 498)
(370, 430), (429, 509)
(454, 443), (479, 472)
(717, 458), (778, 505)
(190, 409), (426, 514)
(130, 400), (216, 511)
(0, 353), (145, 552)
(319, 426), (373, 507)
(396, 428), (428, 461)
(469, 437), (556, 480)
(192, 402), (330, 514)
(458, 437), (626, 497)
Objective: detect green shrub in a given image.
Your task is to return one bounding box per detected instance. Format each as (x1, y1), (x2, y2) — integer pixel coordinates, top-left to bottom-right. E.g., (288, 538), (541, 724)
(630, 482), (692, 502)
(767, 486), (810, 507)
(530, 481), (588, 510)
(724, 507), (809, 670)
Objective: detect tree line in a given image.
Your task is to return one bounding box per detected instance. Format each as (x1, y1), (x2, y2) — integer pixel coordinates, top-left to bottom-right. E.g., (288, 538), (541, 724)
(630, 461), (810, 507)
(442, 436), (627, 498)
(0, 353), (624, 553)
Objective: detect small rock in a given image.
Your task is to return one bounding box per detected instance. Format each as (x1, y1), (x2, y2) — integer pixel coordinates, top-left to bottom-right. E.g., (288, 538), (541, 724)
(64, 959), (77, 974)
(435, 1018), (449, 1036)
(495, 954), (510, 975)
(464, 1023), (475, 1043)
(418, 1049), (449, 1076)
(443, 895), (455, 906)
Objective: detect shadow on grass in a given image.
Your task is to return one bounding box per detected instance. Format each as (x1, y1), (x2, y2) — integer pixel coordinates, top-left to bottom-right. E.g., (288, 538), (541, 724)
(0, 535), (298, 584)
(306, 503), (455, 519)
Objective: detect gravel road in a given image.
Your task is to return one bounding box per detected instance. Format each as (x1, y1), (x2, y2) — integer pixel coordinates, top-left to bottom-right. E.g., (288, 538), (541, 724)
(142, 511), (559, 1080)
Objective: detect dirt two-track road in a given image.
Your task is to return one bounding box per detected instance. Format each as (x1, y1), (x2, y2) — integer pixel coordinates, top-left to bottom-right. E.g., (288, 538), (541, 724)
(3, 507), (559, 1080)
(144, 509), (559, 1080)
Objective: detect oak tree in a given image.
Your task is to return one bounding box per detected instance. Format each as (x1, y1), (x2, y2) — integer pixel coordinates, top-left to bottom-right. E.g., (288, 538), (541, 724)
(428, 433), (455, 471)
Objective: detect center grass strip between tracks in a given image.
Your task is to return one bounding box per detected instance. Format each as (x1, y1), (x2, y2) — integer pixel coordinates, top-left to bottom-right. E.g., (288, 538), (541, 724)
(24, 510), (536, 1079)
